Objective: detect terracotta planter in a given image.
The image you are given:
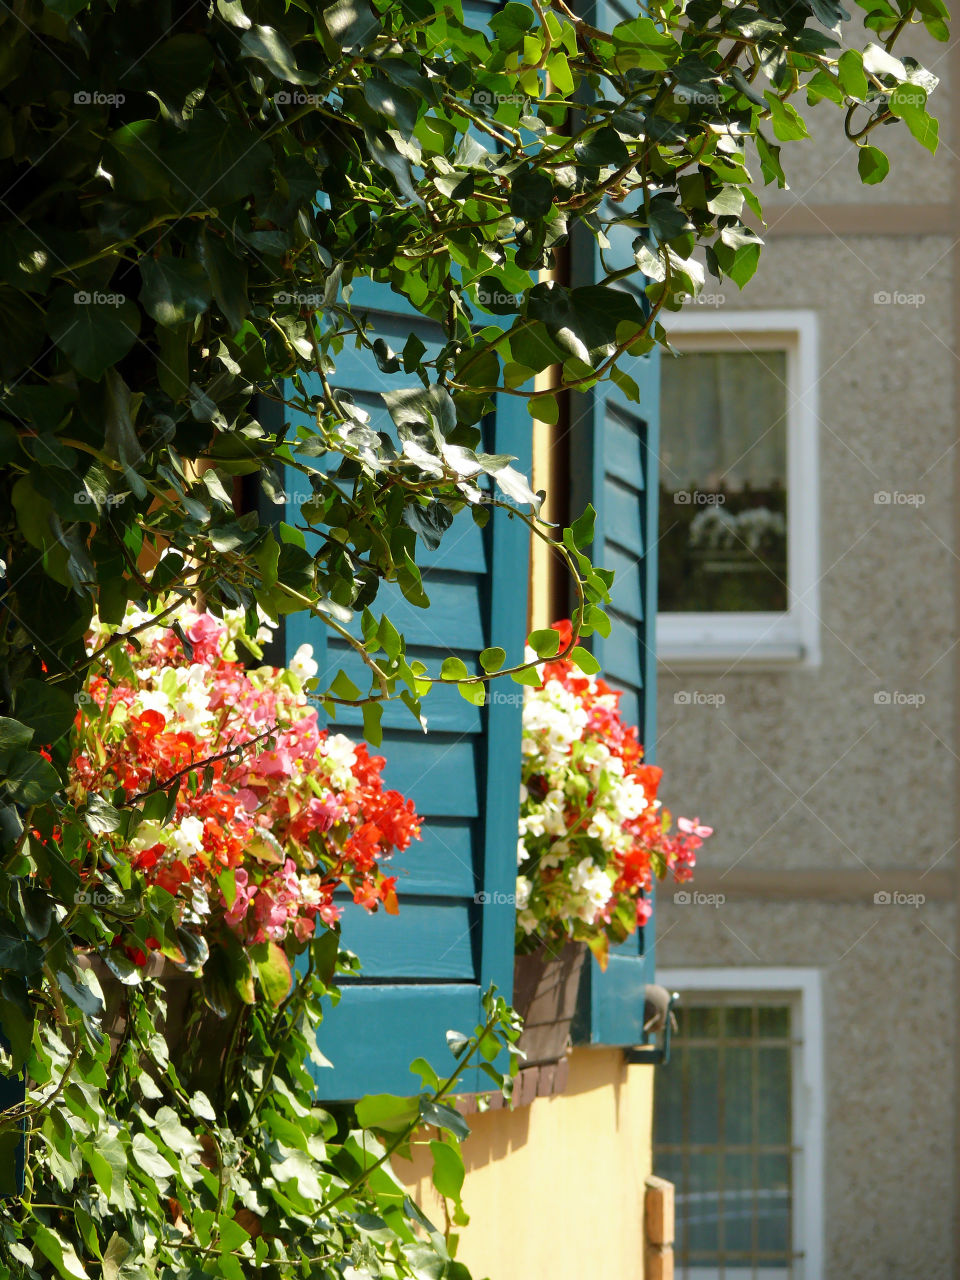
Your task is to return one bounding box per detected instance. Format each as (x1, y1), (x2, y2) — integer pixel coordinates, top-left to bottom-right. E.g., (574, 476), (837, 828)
(81, 954), (242, 1093)
(512, 941), (586, 1070)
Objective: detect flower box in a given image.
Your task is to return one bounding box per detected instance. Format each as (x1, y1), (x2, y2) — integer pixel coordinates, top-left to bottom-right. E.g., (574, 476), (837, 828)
(512, 941), (586, 1070)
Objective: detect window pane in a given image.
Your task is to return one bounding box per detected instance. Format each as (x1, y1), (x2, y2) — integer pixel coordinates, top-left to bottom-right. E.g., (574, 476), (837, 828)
(686, 1048), (720, 1144)
(686, 1005), (722, 1038)
(685, 1152), (720, 1254)
(722, 1152), (755, 1253)
(724, 1006), (753, 1038)
(758, 1047), (791, 1146)
(756, 1154), (792, 1252)
(659, 348), (789, 614)
(724, 1046), (753, 1145)
(758, 1006), (790, 1038)
(654, 1056), (685, 1145)
(655, 999), (798, 1274)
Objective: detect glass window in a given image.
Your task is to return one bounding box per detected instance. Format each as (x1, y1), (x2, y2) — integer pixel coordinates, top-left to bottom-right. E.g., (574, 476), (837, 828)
(653, 1001), (801, 1279)
(659, 349), (789, 615)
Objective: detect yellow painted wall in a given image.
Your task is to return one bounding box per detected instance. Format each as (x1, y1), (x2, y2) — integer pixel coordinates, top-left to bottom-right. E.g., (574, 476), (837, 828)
(396, 1049), (654, 1280)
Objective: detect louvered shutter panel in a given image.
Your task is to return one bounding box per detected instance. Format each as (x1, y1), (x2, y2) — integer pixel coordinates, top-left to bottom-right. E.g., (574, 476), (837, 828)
(569, 340), (660, 1046)
(285, 286), (529, 1097)
(569, 23), (662, 1038)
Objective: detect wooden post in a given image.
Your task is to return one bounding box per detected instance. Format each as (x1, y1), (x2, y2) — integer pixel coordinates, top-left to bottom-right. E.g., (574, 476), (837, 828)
(645, 1175), (675, 1280)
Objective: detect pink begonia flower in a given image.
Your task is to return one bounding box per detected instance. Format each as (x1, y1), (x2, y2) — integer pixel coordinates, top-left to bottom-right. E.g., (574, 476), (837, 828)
(236, 788), (261, 812)
(304, 796), (338, 832)
(249, 746), (294, 777)
(186, 612), (224, 661)
(255, 891), (291, 936)
(224, 867), (257, 927)
(678, 817), (713, 839)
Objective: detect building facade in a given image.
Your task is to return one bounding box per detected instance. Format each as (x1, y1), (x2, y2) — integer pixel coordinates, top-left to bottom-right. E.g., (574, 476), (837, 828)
(653, 23), (958, 1277)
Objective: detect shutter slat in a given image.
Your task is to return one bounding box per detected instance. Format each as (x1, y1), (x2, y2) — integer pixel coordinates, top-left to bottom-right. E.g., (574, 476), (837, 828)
(339, 899), (478, 979)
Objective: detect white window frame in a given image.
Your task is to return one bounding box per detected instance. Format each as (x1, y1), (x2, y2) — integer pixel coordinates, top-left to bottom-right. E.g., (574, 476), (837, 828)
(657, 967), (825, 1280)
(657, 310), (820, 669)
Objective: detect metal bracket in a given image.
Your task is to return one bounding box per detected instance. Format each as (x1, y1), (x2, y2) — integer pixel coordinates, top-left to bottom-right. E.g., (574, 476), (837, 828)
(623, 990), (679, 1066)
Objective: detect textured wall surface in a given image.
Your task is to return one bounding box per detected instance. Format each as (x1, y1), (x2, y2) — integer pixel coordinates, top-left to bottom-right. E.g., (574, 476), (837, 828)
(654, 195), (958, 1273)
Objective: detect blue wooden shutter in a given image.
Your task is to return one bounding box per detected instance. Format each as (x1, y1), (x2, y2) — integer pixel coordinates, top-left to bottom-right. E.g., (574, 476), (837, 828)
(285, 289), (529, 1098)
(569, 188), (661, 1044)
(569, 345), (660, 1046)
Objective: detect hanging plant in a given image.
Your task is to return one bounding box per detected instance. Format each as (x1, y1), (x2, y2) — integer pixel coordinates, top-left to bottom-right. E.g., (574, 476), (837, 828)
(65, 594), (420, 1006)
(516, 621), (712, 967)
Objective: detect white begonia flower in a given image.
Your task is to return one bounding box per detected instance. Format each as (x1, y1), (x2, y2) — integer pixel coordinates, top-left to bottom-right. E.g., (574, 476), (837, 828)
(583, 865), (615, 909)
(615, 777), (649, 820)
(517, 838), (529, 867)
(135, 688), (171, 718)
(587, 810), (619, 847)
(542, 788), (568, 836)
(520, 810), (546, 838)
(515, 876), (531, 910)
(569, 856), (614, 909)
(177, 691), (213, 733)
(518, 909), (539, 935)
(321, 733), (358, 790)
(539, 839), (569, 870)
(581, 740), (611, 772)
(290, 643), (319, 683)
(170, 815), (206, 859)
(570, 856), (597, 892)
(129, 821), (164, 852)
(519, 783), (529, 803)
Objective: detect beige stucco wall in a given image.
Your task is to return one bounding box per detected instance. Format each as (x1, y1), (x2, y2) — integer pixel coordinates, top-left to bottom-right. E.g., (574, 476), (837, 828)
(657, 231), (956, 875)
(654, 217), (958, 1273)
(396, 1051), (654, 1280)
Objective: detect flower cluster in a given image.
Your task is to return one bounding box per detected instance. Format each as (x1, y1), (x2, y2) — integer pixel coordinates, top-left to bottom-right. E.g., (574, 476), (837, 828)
(516, 621), (711, 964)
(70, 600), (420, 964)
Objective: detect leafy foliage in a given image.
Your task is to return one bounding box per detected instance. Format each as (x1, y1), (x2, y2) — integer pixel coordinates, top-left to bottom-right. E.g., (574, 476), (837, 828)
(2, 954), (521, 1279)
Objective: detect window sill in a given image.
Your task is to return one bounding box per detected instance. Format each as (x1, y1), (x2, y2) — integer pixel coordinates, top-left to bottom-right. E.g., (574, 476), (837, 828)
(658, 642), (810, 672)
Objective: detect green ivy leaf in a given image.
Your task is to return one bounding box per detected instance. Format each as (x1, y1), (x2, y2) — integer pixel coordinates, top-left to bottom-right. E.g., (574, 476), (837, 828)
(420, 1099), (470, 1140)
(457, 680), (485, 706)
(46, 288), (140, 382)
(568, 645), (600, 675)
(355, 1093), (420, 1132)
(362, 700), (384, 746)
(857, 144), (890, 184)
(32, 1225), (90, 1280)
(0, 717), (33, 770)
(429, 1138), (465, 1201)
(528, 628), (561, 659)
(509, 169), (554, 220)
(4, 750), (61, 804)
(479, 646), (506, 673)
(139, 254), (213, 326)
(440, 656), (469, 681)
(12, 680), (75, 750)
(321, 0), (381, 48)
(130, 1132), (175, 1182)
(240, 25), (318, 83)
